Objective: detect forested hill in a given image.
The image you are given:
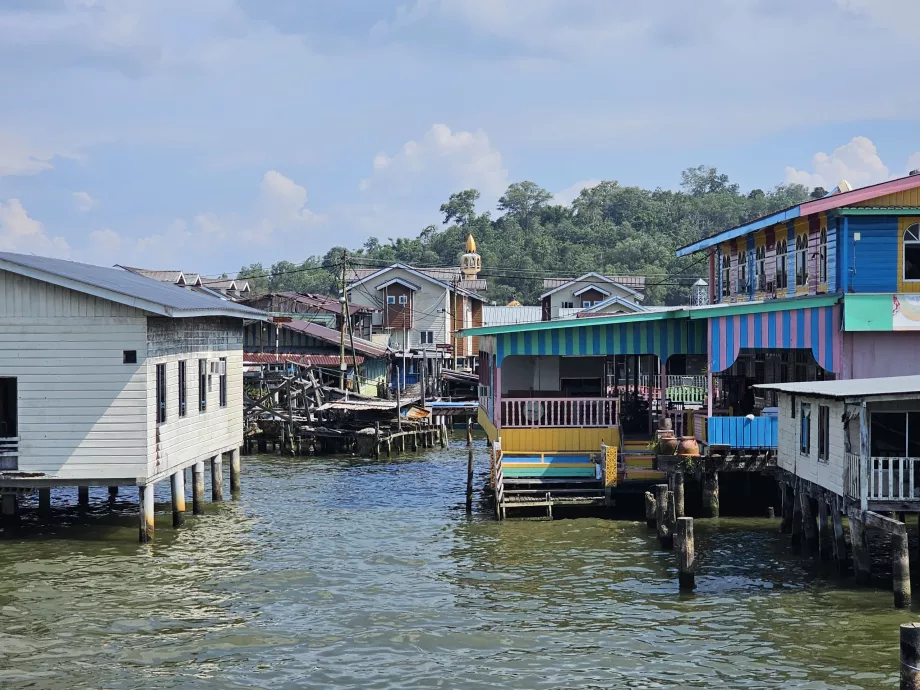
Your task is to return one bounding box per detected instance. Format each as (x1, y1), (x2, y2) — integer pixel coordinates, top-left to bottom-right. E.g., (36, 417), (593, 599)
(238, 166), (819, 306)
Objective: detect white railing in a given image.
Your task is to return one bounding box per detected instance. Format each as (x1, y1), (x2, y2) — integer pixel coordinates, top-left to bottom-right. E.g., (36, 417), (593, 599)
(845, 452), (861, 501)
(493, 440), (505, 520)
(501, 397), (618, 428)
(0, 436), (19, 471)
(865, 456), (920, 502)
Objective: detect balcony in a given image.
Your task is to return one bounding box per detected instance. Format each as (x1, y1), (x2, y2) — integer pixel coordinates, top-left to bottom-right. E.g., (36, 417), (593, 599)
(501, 397), (618, 429)
(846, 453), (920, 507)
(693, 414), (777, 450)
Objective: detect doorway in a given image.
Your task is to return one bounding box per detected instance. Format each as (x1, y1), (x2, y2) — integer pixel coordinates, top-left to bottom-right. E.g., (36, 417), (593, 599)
(0, 378), (16, 437)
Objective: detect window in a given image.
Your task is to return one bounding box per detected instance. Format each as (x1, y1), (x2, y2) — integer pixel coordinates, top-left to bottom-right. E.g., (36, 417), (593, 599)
(123, 350), (137, 364)
(904, 224), (920, 282)
(156, 364), (167, 424)
(775, 239), (788, 290)
(583, 300), (592, 308)
(795, 233), (809, 287)
(870, 412), (920, 457)
(818, 405), (830, 462)
(199, 359), (207, 412)
(721, 252), (731, 297)
(420, 330), (435, 344)
(819, 227), (828, 284)
(178, 360), (187, 418)
(755, 244), (766, 291)
(561, 301), (574, 309)
(799, 402), (811, 455)
(219, 357), (227, 408)
(386, 295), (396, 304)
(738, 248), (748, 294)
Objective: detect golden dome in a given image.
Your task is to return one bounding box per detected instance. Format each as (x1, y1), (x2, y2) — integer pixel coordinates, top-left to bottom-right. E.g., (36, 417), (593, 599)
(507, 299), (521, 307)
(465, 234), (477, 253)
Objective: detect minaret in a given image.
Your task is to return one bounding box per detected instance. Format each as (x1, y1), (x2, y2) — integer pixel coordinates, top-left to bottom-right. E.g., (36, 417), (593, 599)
(460, 234), (481, 278)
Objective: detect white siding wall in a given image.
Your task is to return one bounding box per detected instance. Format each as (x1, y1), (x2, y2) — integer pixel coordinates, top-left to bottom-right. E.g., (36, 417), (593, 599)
(777, 393), (847, 497)
(549, 281), (639, 317)
(0, 272), (148, 480)
(145, 317), (243, 480)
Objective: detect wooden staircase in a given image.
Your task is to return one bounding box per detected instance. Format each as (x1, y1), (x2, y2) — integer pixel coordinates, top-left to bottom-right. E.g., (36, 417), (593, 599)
(620, 438), (666, 483)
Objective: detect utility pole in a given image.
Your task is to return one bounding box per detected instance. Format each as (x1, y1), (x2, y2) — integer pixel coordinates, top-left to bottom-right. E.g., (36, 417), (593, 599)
(339, 250), (348, 392)
(452, 277), (459, 371)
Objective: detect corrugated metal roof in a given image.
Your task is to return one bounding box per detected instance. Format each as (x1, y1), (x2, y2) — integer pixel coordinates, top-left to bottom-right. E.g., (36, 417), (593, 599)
(243, 352), (364, 366)
(482, 305), (543, 325)
(0, 252), (266, 319)
(755, 375), (920, 399)
(282, 319), (389, 358)
(542, 274), (646, 290)
(346, 266), (486, 292)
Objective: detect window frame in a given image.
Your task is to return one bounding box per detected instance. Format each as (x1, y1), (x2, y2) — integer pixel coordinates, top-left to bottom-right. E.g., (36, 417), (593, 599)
(819, 227), (828, 285)
(199, 358), (207, 412)
(386, 295), (396, 305)
(737, 248), (748, 294)
(156, 363), (167, 425)
(398, 294), (408, 305)
(721, 252), (731, 297)
(755, 244), (766, 292)
(178, 360), (187, 418)
(561, 301), (574, 309)
(420, 330), (435, 344)
(795, 233), (809, 288)
(800, 402), (811, 455)
(775, 239), (788, 290)
(582, 300), (592, 308)
(903, 224), (920, 283)
(817, 404), (830, 463)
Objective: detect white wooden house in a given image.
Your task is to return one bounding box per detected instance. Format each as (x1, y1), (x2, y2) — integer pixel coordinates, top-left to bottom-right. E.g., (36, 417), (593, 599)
(757, 376), (920, 512)
(0, 252), (266, 539)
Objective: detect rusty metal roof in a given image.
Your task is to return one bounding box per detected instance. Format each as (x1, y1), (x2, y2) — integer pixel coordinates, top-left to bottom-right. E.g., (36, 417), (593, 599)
(243, 352), (365, 366)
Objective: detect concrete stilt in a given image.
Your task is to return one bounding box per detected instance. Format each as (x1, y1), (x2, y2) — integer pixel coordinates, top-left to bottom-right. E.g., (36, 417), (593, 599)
(211, 454), (223, 502)
(170, 471), (186, 528)
(850, 516), (872, 585)
(139, 484), (155, 543)
(817, 497), (831, 560)
(78, 485), (89, 509)
(701, 470), (719, 518)
(894, 527), (912, 609)
(39, 487), (52, 516)
(229, 448), (241, 496)
(192, 461), (205, 515)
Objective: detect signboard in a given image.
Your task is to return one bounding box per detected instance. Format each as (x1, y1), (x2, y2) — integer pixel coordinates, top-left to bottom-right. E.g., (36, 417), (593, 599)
(893, 295), (920, 331)
(270, 316), (293, 324)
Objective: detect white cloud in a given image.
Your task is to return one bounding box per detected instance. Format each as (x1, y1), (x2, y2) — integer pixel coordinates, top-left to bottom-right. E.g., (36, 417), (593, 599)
(258, 170), (320, 226)
(908, 153), (920, 174)
(0, 199), (70, 257)
(784, 137), (890, 190)
(73, 191), (95, 212)
(553, 179), (601, 206)
(361, 124), (509, 199)
(0, 133), (61, 177)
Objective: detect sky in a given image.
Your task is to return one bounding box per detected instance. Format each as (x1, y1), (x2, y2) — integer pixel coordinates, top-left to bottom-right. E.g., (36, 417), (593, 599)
(0, 0), (919, 277)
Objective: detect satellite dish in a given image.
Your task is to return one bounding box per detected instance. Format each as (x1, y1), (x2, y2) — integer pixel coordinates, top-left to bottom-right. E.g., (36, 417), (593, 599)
(837, 179), (853, 193)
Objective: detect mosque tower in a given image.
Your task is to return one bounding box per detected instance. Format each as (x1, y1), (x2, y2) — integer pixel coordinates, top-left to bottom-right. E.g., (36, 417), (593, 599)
(460, 234), (482, 278)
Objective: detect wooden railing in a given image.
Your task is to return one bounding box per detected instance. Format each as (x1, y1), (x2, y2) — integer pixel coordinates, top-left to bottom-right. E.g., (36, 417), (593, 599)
(693, 412), (709, 445)
(864, 456), (920, 503)
(845, 452), (861, 502)
(632, 375), (706, 405)
(0, 437), (19, 471)
(501, 397), (617, 428)
(693, 416), (777, 449)
(493, 440), (505, 520)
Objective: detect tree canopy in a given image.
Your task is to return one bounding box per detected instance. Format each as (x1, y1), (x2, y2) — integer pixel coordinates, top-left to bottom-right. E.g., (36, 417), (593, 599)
(237, 166), (811, 306)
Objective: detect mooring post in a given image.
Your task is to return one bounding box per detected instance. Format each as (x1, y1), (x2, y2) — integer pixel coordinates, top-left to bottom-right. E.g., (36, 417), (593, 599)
(78, 485), (89, 510)
(230, 448), (241, 496)
(438, 417), (446, 449)
(849, 514), (872, 585)
(676, 516), (695, 591)
(672, 472), (685, 519)
(192, 461), (205, 515)
(138, 484), (154, 543)
(466, 447), (474, 513)
(39, 487), (52, 517)
(701, 470), (719, 518)
(655, 484), (674, 548)
(817, 496), (831, 560)
(170, 470), (186, 528)
(901, 622), (920, 689)
(894, 525), (912, 609)
(644, 491), (656, 529)
(466, 416), (473, 447)
(210, 454), (223, 503)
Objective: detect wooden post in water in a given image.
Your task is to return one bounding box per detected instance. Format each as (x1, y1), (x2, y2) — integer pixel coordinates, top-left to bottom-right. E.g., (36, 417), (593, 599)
(701, 470), (719, 518)
(655, 484), (674, 549)
(374, 423), (381, 460)
(781, 482), (794, 533)
(138, 484), (154, 543)
(767, 506), (775, 518)
(39, 488), (51, 517)
(466, 416), (473, 447)
(466, 447), (474, 513)
(790, 485), (803, 547)
(210, 454), (223, 502)
(676, 517), (695, 591)
(850, 515), (872, 585)
(439, 417), (446, 449)
(192, 461), (205, 515)
(170, 471), (186, 528)
(78, 485), (89, 510)
(644, 491), (656, 529)
(230, 448), (241, 496)
(108, 486), (118, 504)
(831, 500), (847, 573)
(672, 472), (685, 519)
(900, 622), (920, 689)
(894, 525), (912, 609)
(1, 493), (17, 523)
(817, 495), (830, 560)
(800, 492), (818, 553)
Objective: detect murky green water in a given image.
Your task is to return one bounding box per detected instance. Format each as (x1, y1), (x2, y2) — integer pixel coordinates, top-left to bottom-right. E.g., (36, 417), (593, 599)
(0, 440), (912, 688)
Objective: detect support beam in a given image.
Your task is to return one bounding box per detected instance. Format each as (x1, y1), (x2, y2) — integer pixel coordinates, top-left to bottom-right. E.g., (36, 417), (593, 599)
(1, 493), (17, 523)
(893, 528), (912, 609)
(701, 470), (719, 518)
(800, 492), (818, 553)
(170, 471), (186, 528)
(465, 447), (474, 513)
(781, 482), (794, 533)
(108, 486), (118, 504)
(78, 485), (89, 509)
(230, 448), (241, 496)
(790, 486), (803, 547)
(192, 461), (205, 515)
(211, 455), (223, 502)
(817, 496), (831, 560)
(676, 517), (695, 591)
(138, 484), (154, 543)
(849, 515), (872, 585)
(832, 501), (848, 574)
(39, 488), (51, 517)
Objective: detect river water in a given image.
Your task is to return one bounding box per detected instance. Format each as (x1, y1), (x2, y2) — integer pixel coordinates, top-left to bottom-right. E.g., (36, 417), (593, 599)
(0, 440), (911, 689)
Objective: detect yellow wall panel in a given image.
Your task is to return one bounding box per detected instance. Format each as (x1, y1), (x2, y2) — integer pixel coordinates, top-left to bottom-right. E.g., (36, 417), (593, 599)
(853, 189), (920, 207)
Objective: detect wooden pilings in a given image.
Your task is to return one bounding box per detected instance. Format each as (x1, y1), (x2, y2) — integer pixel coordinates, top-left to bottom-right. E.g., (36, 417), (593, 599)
(466, 417), (473, 447)
(901, 623), (920, 690)
(170, 471), (186, 528)
(671, 472), (685, 519)
(849, 515), (872, 585)
(108, 486), (118, 504)
(138, 484), (154, 543)
(655, 483), (675, 549)
(1, 493), (17, 523)
(701, 470), (719, 518)
(465, 447), (474, 513)
(193, 461), (205, 515)
(790, 486), (803, 547)
(644, 491), (656, 529)
(229, 448), (241, 496)
(800, 491), (818, 553)
(78, 485), (89, 509)
(817, 496), (830, 560)
(211, 454), (223, 502)
(831, 501), (847, 573)
(39, 488), (51, 516)
(894, 528), (912, 609)
(781, 482), (794, 533)
(676, 516), (695, 591)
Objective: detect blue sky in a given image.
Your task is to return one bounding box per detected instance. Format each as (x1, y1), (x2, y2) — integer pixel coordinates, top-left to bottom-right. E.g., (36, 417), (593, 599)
(0, 0), (918, 277)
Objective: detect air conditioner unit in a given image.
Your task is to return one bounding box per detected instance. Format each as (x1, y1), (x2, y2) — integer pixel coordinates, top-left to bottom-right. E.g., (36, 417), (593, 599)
(210, 360), (226, 376)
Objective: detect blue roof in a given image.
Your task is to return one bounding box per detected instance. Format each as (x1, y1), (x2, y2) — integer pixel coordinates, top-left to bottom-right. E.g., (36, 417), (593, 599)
(675, 206), (802, 257)
(0, 252), (267, 319)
